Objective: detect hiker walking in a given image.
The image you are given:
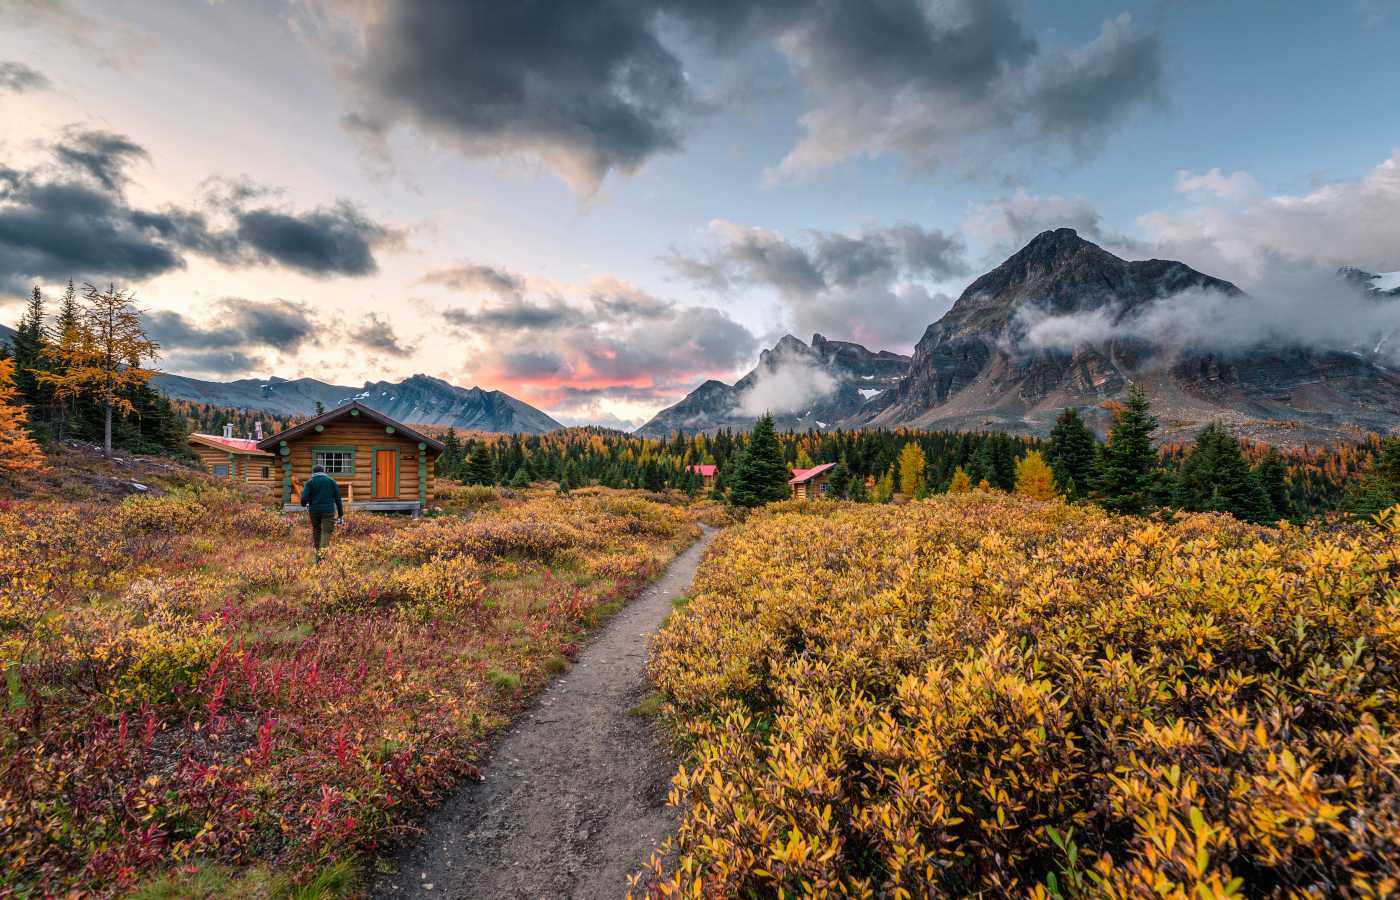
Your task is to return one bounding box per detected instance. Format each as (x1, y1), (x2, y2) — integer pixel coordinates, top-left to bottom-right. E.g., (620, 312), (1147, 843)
(302, 463), (344, 561)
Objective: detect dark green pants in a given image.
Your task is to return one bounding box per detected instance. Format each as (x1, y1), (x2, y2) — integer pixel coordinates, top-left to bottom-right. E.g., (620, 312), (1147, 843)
(309, 512), (336, 551)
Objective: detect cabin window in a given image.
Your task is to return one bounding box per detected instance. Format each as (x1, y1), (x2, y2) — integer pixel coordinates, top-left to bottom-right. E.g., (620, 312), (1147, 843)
(817, 481), (828, 494)
(261, 466), (270, 479)
(315, 451), (354, 474)
(213, 465), (229, 477)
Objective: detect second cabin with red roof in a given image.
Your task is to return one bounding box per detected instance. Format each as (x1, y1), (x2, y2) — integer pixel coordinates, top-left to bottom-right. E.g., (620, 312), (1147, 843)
(685, 464), (717, 491)
(788, 463), (838, 500)
(188, 425), (278, 487)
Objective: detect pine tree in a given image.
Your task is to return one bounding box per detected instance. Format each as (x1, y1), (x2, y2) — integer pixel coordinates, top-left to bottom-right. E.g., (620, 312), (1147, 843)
(510, 467), (531, 490)
(978, 433), (1016, 491)
(561, 459), (584, 492)
(1046, 407), (1098, 497)
(1171, 424), (1275, 524)
(315, 400), (326, 416)
(463, 450), (497, 486)
(1014, 450), (1058, 500)
(1093, 382), (1163, 516)
(727, 413), (793, 508)
(1340, 438), (1400, 520)
(0, 357), (45, 477)
(1256, 446), (1294, 521)
(826, 459), (851, 499)
(10, 286), (50, 438)
(642, 458), (666, 493)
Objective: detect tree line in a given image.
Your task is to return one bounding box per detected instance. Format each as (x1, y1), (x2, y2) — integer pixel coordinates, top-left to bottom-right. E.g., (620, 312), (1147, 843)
(433, 385), (1397, 524)
(1, 283), (187, 459)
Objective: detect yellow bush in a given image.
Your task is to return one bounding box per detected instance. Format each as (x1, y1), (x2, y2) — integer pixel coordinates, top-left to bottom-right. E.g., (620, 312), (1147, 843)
(641, 495), (1400, 899)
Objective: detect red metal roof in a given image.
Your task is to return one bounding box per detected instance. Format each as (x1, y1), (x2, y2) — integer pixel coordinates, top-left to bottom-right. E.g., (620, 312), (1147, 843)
(687, 464), (717, 476)
(192, 433), (266, 453)
(788, 463), (838, 484)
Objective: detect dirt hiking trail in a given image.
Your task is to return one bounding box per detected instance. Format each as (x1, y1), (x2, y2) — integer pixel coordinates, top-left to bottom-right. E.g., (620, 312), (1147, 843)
(371, 524), (718, 900)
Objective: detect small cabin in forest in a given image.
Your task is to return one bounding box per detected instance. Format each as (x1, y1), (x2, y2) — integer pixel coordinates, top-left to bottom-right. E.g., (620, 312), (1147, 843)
(256, 402), (445, 514)
(189, 427), (278, 486)
(686, 464), (717, 491)
(789, 463), (838, 501)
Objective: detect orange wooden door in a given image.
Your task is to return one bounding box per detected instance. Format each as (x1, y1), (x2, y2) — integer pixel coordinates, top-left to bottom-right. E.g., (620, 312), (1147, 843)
(375, 450), (397, 497)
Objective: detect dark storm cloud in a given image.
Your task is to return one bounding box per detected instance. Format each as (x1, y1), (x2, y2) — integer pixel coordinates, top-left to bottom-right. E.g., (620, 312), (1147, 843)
(0, 60), (52, 93)
(0, 128), (402, 291)
(313, 0), (1162, 188)
(328, 0), (700, 192)
(229, 201), (393, 277)
(145, 298), (318, 353)
(664, 220), (967, 348)
(346, 311), (416, 358)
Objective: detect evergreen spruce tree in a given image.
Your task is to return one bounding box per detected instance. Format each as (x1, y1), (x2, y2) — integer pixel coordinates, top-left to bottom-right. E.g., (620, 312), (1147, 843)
(1093, 382), (1163, 516)
(10, 286), (50, 437)
(510, 467), (531, 489)
(727, 413), (793, 508)
(1171, 424), (1275, 524)
(557, 459), (584, 493)
(979, 432), (1016, 491)
(826, 459), (851, 499)
(1046, 407), (1098, 497)
(1341, 438), (1400, 520)
(314, 401), (325, 415)
(642, 458), (666, 493)
(1256, 446), (1294, 521)
(463, 450), (497, 486)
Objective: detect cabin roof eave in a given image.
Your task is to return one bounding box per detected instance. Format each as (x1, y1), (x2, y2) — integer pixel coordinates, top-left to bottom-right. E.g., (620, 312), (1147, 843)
(256, 400), (446, 454)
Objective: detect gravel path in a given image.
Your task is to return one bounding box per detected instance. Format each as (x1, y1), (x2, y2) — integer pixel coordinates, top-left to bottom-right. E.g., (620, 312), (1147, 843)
(371, 524), (717, 900)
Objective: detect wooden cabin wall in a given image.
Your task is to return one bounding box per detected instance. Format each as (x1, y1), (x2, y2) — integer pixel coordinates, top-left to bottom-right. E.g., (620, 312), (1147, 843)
(190, 442), (277, 486)
(275, 416), (438, 505)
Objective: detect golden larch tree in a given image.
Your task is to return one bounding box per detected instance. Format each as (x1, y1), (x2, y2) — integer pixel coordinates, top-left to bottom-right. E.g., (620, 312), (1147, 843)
(0, 357), (45, 476)
(1014, 450), (1059, 500)
(898, 442), (926, 496)
(39, 284), (161, 458)
(949, 466), (972, 494)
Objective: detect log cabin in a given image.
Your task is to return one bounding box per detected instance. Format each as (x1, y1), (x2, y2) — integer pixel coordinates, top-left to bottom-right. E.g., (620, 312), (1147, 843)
(188, 426), (278, 486)
(256, 402), (446, 514)
(788, 463), (838, 500)
(685, 464), (717, 491)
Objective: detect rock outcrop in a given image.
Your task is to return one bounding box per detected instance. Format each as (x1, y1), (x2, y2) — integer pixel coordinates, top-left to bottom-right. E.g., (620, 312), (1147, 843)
(853, 229), (1400, 441)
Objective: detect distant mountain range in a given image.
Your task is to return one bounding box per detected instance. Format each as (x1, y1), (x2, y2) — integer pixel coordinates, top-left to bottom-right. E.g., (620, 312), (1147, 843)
(638, 230), (1400, 443)
(155, 372), (562, 434)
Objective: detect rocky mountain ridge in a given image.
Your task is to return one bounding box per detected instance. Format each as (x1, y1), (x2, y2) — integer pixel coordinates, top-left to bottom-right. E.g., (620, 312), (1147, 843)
(155, 372), (562, 434)
(640, 229), (1399, 443)
(634, 333), (910, 437)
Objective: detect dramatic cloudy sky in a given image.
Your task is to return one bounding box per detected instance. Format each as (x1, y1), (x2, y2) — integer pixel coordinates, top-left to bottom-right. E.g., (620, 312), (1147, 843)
(0, 0), (1396, 427)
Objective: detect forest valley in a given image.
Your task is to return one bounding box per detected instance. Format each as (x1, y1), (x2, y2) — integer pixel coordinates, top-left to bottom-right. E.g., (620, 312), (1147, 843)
(1, 283), (1398, 523)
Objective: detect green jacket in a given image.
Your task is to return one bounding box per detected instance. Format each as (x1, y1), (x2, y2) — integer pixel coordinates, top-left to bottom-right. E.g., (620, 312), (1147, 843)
(301, 473), (344, 516)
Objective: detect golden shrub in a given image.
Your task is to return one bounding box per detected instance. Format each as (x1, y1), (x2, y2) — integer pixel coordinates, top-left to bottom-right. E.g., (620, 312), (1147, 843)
(641, 495), (1400, 899)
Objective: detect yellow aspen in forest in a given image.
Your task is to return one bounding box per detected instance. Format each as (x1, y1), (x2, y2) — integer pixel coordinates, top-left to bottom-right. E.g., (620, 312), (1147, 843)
(0, 357), (45, 476)
(898, 442), (925, 496)
(949, 466), (972, 494)
(1014, 450), (1059, 500)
